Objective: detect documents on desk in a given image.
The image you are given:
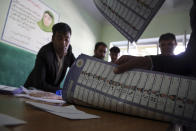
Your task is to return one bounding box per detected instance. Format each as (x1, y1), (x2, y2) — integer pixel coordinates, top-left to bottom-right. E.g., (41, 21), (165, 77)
(0, 113), (26, 126)
(0, 85), (65, 104)
(26, 101), (100, 119)
(0, 85), (18, 94)
(14, 87), (65, 104)
(16, 94), (65, 104)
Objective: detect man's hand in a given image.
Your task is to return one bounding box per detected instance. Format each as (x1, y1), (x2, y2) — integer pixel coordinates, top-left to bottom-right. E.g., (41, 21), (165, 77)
(114, 55), (151, 74)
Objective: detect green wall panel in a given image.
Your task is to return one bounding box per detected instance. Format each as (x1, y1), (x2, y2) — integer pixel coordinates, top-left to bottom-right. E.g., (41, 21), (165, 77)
(0, 42), (36, 87)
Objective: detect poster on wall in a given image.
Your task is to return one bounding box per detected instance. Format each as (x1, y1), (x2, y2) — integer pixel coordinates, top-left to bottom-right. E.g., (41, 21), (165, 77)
(1, 0), (59, 53)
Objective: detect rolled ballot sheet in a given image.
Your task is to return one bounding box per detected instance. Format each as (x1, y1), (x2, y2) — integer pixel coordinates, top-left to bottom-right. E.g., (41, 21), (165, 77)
(62, 54), (196, 128)
(93, 0), (165, 42)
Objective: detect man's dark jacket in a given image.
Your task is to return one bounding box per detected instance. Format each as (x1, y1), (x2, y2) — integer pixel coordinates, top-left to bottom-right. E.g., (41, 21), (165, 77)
(24, 42), (75, 93)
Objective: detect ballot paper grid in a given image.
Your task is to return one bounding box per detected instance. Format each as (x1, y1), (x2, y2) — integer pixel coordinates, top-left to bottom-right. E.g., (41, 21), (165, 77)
(94, 0), (165, 42)
(63, 54), (196, 127)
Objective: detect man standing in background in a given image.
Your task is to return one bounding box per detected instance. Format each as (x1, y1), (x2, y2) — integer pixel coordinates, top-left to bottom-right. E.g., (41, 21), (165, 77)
(114, 1), (196, 78)
(159, 33), (177, 56)
(93, 42), (107, 60)
(109, 46), (120, 63)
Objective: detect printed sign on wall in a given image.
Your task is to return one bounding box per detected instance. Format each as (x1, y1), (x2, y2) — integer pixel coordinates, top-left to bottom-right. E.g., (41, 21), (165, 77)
(1, 0), (59, 53)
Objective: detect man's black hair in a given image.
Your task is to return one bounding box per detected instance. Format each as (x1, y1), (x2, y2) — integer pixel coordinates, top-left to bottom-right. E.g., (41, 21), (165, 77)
(52, 22), (72, 35)
(110, 46), (120, 53)
(159, 33), (176, 43)
(94, 42), (107, 50)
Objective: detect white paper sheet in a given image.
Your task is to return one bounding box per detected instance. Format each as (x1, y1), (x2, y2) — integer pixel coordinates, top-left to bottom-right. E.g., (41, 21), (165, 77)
(0, 113), (26, 126)
(46, 111), (100, 119)
(0, 85), (18, 92)
(26, 101), (100, 119)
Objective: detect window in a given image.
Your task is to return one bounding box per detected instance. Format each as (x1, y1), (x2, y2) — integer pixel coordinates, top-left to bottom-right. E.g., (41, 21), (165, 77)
(108, 34), (190, 62)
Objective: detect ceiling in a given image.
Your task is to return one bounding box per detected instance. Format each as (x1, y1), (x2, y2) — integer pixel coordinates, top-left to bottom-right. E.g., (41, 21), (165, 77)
(73, 0), (193, 24)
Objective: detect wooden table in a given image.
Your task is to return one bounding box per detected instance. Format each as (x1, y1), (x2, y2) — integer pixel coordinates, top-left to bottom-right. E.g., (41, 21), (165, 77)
(0, 94), (170, 131)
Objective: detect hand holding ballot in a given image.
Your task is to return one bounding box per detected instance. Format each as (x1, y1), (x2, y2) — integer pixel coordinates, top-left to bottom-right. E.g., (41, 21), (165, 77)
(114, 55), (151, 74)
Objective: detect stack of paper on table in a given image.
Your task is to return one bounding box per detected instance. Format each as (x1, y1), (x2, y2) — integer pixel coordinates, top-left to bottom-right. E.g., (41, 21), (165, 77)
(14, 87), (65, 104)
(0, 85), (18, 94)
(26, 101), (100, 119)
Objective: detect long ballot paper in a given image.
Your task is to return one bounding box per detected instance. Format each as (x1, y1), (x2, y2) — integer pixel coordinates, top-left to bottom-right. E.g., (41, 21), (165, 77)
(62, 54), (196, 127)
(94, 0), (165, 42)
